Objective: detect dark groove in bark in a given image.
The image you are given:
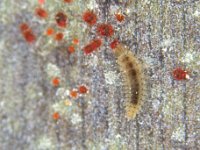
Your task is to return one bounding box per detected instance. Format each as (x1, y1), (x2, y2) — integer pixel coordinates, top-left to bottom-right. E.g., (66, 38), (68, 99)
(158, 0), (165, 150)
(182, 4), (188, 149)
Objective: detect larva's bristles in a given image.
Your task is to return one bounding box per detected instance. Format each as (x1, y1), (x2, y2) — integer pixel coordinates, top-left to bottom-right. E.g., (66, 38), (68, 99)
(114, 44), (145, 120)
(113, 44), (128, 57)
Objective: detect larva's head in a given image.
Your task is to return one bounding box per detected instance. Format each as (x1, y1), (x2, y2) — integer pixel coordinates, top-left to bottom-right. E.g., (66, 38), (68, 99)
(113, 44), (127, 57)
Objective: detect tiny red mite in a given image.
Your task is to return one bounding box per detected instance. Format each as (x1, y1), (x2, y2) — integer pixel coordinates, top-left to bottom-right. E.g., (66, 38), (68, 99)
(82, 10), (97, 26)
(55, 12), (67, 28)
(83, 39), (102, 54)
(97, 23), (114, 37)
(172, 68), (188, 80)
(35, 7), (48, 19)
(110, 39), (119, 49)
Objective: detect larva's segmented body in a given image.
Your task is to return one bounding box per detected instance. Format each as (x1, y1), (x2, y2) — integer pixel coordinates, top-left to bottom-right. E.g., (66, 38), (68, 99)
(114, 44), (145, 119)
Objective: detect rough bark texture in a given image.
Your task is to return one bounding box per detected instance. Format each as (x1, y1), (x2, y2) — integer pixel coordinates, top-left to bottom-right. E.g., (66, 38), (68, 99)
(0, 0), (199, 150)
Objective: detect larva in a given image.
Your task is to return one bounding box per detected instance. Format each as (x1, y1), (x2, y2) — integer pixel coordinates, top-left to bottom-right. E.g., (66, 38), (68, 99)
(114, 44), (145, 119)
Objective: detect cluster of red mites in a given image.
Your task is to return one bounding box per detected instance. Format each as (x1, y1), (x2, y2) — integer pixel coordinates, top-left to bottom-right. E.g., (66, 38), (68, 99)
(20, 23), (36, 43)
(82, 10), (116, 54)
(83, 39), (102, 54)
(70, 85), (88, 99)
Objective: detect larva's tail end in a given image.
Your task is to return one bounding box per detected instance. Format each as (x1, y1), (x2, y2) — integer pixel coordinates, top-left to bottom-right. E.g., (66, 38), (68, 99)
(125, 104), (141, 120)
(113, 44), (126, 57)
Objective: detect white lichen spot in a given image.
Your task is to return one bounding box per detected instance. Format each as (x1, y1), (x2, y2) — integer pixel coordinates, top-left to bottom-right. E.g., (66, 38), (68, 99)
(89, 55), (99, 67)
(110, 5), (120, 15)
(162, 101), (173, 117)
(193, 10), (200, 17)
(160, 38), (175, 48)
(181, 52), (194, 63)
(71, 113), (82, 125)
(38, 92), (43, 97)
(87, 0), (98, 9)
(64, 99), (72, 106)
(52, 101), (68, 114)
(126, 8), (131, 14)
(46, 63), (61, 78)
(171, 124), (185, 142)
(152, 100), (160, 112)
(115, 134), (122, 139)
(37, 136), (54, 150)
(143, 56), (157, 66)
(56, 88), (69, 99)
(185, 74), (190, 80)
(104, 71), (119, 85)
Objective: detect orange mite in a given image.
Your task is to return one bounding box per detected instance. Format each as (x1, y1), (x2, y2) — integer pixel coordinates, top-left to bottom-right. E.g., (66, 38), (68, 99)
(70, 90), (78, 98)
(72, 38), (79, 45)
(46, 27), (54, 36)
(97, 23), (114, 37)
(82, 10), (97, 26)
(115, 13), (125, 22)
(52, 77), (60, 87)
(55, 32), (64, 41)
(35, 7), (48, 19)
(52, 112), (60, 120)
(68, 45), (75, 53)
(78, 85), (88, 94)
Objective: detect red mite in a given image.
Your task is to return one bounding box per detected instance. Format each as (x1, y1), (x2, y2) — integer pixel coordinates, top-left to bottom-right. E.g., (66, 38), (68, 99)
(97, 23), (114, 37)
(38, 0), (45, 5)
(82, 10), (97, 26)
(55, 12), (67, 28)
(20, 23), (29, 32)
(110, 39), (119, 49)
(83, 39), (102, 54)
(55, 32), (64, 41)
(64, 0), (73, 3)
(35, 7), (48, 19)
(23, 30), (36, 43)
(172, 68), (188, 80)
(78, 85), (88, 94)
(19, 23), (36, 43)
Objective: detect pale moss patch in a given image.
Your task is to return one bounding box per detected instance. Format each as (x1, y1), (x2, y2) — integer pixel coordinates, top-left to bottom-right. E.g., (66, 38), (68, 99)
(162, 91), (184, 120)
(25, 83), (43, 99)
(45, 63), (61, 78)
(52, 100), (72, 115)
(37, 136), (55, 150)
(0, 0), (35, 24)
(71, 113), (82, 125)
(104, 71), (119, 85)
(85, 134), (127, 150)
(171, 124), (185, 142)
